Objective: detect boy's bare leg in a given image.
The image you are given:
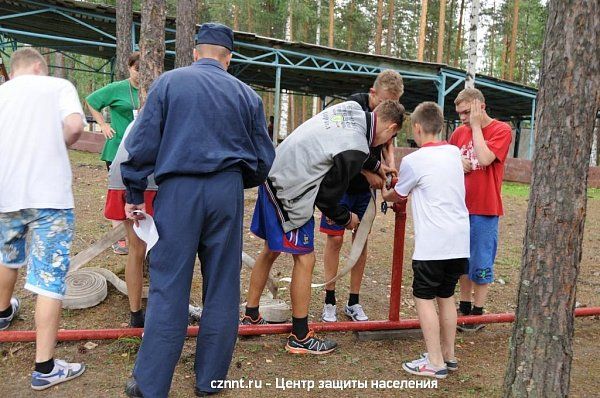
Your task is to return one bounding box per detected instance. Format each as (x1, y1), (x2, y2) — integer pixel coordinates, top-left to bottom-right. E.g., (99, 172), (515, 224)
(473, 283), (489, 309)
(323, 235), (343, 291)
(34, 295), (61, 362)
(0, 265), (18, 309)
(458, 275), (473, 304)
(437, 296), (458, 361)
(246, 242), (280, 308)
(124, 221), (146, 312)
(414, 297), (444, 367)
(349, 238), (368, 294)
(290, 252), (316, 317)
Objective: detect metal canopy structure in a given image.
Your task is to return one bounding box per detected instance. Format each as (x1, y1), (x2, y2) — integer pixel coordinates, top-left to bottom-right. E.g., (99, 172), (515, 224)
(0, 0), (538, 156)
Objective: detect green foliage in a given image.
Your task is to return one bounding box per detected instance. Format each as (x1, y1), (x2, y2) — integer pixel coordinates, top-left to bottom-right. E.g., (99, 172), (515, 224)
(2, 0), (549, 102)
(503, 182), (600, 200)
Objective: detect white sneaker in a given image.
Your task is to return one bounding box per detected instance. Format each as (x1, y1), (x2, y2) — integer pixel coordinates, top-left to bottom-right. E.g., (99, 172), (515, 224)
(402, 356), (448, 379)
(344, 304), (368, 321)
(322, 304), (337, 322)
(31, 359), (86, 390)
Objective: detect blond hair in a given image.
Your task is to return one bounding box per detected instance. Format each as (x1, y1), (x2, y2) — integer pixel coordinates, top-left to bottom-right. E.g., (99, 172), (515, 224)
(374, 100), (405, 129)
(454, 87), (485, 106)
(411, 102), (444, 135)
(10, 48), (48, 74)
(374, 69), (404, 99)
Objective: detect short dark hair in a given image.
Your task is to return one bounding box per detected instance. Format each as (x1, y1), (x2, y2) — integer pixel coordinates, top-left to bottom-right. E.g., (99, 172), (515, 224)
(128, 51), (140, 68)
(411, 102), (444, 135)
(374, 100), (405, 129)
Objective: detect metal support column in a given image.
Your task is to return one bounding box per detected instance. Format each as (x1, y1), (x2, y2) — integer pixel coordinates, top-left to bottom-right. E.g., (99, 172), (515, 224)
(273, 66), (281, 146)
(109, 57), (115, 82)
(513, 120), (521, 158)
(436, 72), (446, 114)
(131, 24), (136, 51)
(528, 99), (536, 160)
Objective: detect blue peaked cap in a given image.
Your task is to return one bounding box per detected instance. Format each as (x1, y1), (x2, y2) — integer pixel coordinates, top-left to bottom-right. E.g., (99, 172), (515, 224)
(195, 23), (234, 51)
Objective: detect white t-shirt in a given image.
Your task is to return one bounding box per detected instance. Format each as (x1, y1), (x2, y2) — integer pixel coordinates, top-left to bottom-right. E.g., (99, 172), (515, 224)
(0, 75), (86, 212)
(394, 142), (470, 261)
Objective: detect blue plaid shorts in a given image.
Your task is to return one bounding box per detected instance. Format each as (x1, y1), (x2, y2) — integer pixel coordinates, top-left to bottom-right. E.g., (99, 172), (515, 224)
(0, 209), (74, 299)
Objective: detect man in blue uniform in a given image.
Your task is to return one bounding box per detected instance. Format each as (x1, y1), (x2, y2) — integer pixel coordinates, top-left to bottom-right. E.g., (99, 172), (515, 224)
(122, 23), (275, 398)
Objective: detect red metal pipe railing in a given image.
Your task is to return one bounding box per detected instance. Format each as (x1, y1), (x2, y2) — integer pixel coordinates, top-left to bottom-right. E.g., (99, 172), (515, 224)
(2, 193), (600, 343)
(2, 309), (599, 342)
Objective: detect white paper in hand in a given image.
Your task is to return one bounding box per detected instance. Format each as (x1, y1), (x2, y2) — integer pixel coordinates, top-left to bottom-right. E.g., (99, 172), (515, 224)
(132, 211), (159, 256)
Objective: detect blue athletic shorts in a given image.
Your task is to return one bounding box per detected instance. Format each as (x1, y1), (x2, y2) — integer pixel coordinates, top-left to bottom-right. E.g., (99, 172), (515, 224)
(0, 209), (74, 299)
(319, 191), (373, 236)
(250, 184), (314, 254)
(466, 215), (499, 284)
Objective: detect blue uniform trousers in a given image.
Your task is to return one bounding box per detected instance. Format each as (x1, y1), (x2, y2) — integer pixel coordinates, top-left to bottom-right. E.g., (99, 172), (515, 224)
(133, 170), (243, 397)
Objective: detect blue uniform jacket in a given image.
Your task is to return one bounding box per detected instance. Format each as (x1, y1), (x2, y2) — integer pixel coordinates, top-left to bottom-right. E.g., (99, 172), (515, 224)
(122, 58), (275, 204)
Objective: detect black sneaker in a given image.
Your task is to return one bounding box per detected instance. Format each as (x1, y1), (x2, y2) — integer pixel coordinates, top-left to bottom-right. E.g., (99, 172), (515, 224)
(125, 378), (143, 398)
(457, 311), (485, 333)
(129, 310), (145, 328)
(420, 352), (458, 371)
(195, 387), (218, 396)
(457, 323), (485, 332)
(285, 330), (337, 355)
(240, 315), (267, 325)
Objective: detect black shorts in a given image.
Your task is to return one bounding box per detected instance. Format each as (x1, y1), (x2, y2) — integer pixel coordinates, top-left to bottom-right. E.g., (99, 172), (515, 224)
(412, 258), (468, 300)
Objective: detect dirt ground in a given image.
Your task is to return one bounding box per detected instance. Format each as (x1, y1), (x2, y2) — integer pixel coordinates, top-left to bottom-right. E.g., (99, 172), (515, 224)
(2, 150), (600, 398)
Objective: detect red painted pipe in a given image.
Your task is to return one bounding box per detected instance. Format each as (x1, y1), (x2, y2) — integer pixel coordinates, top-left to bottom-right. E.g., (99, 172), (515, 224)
(3, 186), (599, 343)
(388, 198), (407, 321)
(2, 309), (599, 343)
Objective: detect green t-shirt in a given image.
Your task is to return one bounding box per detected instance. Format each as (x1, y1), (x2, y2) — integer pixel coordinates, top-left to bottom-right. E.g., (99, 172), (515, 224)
(86, 79), (139, 162)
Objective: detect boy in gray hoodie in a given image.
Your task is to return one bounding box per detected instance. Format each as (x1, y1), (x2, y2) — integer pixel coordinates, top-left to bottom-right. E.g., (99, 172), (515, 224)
(243, 100), (404, 354)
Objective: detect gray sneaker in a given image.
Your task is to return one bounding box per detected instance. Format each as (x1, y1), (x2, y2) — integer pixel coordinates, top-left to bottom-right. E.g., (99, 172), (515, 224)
(420, 352), (458, 371)
(0, 297), (20, 331)
(344, 304), (368, 321)
(30, 359), (85, 390)
(402, 356), (448, 379)
(322, 304), (337, 322)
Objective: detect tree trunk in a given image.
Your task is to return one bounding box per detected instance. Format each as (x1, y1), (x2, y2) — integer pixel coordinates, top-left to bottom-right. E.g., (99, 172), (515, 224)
(116, 0), (133, 81)
(595, 115), (600, 167)
(313, 0), (321, 115)
(301, 96), (307, 125)
(0, 56), (8, 83)
(436, 0), (446, 63)
(232, 4), (239, 31)
(375, 0), (384, 55)
(508, 0), (520, 81)
(139, 0), (166, 105)
(417, 0), (428, 62)
(346, 0), (355, 50)
(280, 3), (293, 137)
(489, 0), (496, 75)
(328, 0), (334, 47)
(385, 0), (395, 56)
(444, 0), (455, 64)
(520, 4), (530, 84)
(465, 0), (480, 88)
(591, 116), (599, 166)
(247, 2), (254, 33)
(502, 1), (600, 397)
(175, 0), (197, 68)
(453, 0), (465, 67)
(501, 29), (509, 79)
(53, 52), (65, 78)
